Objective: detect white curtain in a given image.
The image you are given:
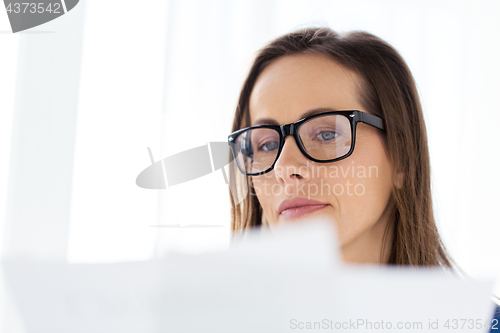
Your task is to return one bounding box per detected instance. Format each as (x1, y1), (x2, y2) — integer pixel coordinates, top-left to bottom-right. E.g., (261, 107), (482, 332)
(1, 1), (500, 331)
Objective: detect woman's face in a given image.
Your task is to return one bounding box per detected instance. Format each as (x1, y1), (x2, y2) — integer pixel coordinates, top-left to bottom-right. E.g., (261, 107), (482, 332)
(249, 53), (394, 263)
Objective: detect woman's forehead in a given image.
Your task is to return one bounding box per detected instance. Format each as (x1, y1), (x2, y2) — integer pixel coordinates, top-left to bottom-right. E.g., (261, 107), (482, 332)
(249, 53), (363, 126)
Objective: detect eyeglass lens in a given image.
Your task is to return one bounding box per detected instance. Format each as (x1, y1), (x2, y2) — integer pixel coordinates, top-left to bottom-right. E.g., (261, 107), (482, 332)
(233, 114), (352, 175)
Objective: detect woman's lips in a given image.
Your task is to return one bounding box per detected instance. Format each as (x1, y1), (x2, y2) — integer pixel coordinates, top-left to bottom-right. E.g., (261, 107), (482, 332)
(279, 204), (328, 219)
(278, 198), (329, 219)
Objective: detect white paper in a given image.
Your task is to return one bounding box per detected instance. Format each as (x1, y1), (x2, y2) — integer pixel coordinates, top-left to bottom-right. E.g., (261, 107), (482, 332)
(1, 218), (497, 333)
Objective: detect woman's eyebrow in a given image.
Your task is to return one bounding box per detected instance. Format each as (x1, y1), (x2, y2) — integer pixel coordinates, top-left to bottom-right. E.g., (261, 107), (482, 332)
(252, 108), (336, 126)
(252, 117), (280, 126)
(300, 107), (336, 119)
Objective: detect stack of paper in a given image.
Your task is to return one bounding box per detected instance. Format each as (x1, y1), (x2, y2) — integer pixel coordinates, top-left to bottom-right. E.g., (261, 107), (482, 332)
(1, 219), (497, 332)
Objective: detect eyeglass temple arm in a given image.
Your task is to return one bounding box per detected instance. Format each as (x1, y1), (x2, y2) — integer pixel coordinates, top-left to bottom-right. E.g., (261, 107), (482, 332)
(358, 112), (385, 131)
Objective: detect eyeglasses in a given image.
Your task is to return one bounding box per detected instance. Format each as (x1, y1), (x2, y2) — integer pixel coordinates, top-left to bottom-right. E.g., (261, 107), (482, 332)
(228, 110), (385, 176)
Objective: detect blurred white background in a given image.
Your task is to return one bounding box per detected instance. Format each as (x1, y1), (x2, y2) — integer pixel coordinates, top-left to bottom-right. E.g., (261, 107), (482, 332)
(1, 0), (500, 330)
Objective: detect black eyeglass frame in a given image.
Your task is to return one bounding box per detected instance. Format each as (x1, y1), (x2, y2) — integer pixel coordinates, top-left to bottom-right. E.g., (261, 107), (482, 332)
(228, 110), (385, 176)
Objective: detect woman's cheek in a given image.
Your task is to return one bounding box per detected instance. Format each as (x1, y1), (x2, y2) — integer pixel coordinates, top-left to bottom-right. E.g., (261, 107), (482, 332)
(252, 179), (261, 196)
(253, 177), (275, 219)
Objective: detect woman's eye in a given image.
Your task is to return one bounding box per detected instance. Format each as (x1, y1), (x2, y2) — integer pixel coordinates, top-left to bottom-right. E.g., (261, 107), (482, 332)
(315, 131), (337, 141)
(258, 141), (279, 151)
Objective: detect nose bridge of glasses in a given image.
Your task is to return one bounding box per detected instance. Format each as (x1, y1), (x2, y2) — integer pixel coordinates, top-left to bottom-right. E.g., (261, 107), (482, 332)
(277, 123), (304, 159)
(280, 123), (295, 138)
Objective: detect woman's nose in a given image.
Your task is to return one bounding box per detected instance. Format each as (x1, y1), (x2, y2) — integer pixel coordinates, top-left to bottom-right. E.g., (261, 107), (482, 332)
(273, 136), (311, 184)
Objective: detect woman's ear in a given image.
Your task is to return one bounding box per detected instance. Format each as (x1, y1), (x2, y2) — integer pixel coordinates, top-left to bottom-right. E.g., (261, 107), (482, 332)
(394, 172), (405, 189)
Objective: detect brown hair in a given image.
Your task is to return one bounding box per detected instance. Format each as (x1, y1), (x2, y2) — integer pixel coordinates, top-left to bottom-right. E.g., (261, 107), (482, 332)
(229, 27), (454, 267)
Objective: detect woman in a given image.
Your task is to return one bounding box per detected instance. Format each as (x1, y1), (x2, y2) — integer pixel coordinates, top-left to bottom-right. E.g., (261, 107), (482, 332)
(227, 27), (499, 327)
